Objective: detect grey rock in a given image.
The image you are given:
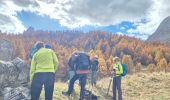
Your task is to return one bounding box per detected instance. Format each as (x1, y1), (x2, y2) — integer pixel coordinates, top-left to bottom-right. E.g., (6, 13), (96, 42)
(12, 57), (30, 83)
(0, 39), (14, 61)
(0, 57), (30, 96)
(3, 86), (31, 100)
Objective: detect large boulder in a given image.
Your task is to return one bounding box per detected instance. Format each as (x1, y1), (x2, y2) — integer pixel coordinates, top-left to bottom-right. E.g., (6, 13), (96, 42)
(0, 39), (14, 61)
(12, 57), (30, 83)
(0, 57), (30, 96)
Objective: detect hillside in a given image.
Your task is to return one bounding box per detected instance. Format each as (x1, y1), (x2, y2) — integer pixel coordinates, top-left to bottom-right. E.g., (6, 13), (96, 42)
(147, 16), (170, 43)
(39, 73), (170, 100)
(1, 30), (170, 74)
(1, 30), (170, 100)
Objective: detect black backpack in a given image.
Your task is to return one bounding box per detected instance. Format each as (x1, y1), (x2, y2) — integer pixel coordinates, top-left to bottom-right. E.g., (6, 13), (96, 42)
(84, 89), (98, 100)
(76, 52), (90, 70)
(68, 53), (79, 71)
(91, 59), (98, 71)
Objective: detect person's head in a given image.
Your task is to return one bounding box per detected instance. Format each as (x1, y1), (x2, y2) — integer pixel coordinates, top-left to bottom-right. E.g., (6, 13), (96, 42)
(70, 51), (79, 63)
(35, 41), (44, 50)
(93, 55), (98, 60)
(72, 51), (79, 56)
(113, 56), (120, 63)
(45, 43), (52, 49)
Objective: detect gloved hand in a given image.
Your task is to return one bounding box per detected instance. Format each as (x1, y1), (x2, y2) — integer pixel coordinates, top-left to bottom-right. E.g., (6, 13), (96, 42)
(111, 71), (115, 74)
(111, 68), (116, 73)
(111, 69), (116, 76)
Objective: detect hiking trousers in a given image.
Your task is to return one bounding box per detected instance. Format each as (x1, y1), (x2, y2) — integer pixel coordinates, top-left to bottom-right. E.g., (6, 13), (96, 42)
(67, 74), (87, 100)
(112, 76), (122, 100)
(91, 71), (97, 85)
(68, 70), (75, 80)
(31, 72), (55, 100)
(68, 70), (76, 87)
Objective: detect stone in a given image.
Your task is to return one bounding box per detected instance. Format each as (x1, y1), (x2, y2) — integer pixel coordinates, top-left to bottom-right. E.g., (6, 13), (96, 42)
(0, 39), (14, 61)
(12, 57), (30, 84)
(0, 57), (30, 96)
(3, 86), (31, 100)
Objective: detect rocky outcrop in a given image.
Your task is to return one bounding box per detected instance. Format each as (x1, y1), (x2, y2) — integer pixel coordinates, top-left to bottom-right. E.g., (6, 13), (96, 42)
(12, 58), (30, 83)
(3, 86), (30, 100)
(0, 39), (14, 61)
(0, 57), (30, 99)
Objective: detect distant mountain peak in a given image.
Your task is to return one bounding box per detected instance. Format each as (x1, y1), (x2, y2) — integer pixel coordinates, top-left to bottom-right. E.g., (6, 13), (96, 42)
(147, 16), (170, 42)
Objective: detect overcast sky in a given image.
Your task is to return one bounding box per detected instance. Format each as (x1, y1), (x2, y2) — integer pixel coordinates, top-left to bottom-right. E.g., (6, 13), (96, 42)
(0, 0), (170, 40)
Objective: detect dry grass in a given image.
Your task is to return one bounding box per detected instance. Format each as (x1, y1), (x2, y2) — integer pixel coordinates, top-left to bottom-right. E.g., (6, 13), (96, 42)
(39, 72), (170, 100)
(40, 81), (80, 100)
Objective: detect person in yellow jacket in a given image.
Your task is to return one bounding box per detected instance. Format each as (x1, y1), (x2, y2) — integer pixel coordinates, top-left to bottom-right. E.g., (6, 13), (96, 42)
(30, 42), (59, 100)
(112, 56), (123, 100)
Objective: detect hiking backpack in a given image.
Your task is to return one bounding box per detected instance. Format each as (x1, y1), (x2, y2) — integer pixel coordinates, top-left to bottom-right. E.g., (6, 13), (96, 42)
(121, 63), (127, 76)
(76, 52), (90, 70)
(68, 53), (79, 71)
(29, 46), (38, 59)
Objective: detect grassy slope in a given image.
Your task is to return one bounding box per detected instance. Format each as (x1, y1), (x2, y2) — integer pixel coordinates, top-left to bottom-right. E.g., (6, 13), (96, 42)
(40, 72), (170, 100)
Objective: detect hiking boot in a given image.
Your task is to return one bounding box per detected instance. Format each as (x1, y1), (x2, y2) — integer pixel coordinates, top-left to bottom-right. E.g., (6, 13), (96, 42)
(112, 97), (116, 100)
(62, 91), (70, 96)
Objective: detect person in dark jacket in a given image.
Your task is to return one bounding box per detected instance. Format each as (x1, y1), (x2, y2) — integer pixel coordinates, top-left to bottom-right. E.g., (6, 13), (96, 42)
(90, 55), (99, 87)
(62, 52), (90, 100)
(68, 51), (79, 81)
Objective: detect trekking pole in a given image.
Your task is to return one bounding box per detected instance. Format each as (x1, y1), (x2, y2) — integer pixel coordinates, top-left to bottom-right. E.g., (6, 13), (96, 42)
(106, 73), (114, 96)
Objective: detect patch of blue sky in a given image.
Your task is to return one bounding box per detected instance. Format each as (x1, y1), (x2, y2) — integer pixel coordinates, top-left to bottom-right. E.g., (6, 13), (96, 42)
(17, 11), (67, 31)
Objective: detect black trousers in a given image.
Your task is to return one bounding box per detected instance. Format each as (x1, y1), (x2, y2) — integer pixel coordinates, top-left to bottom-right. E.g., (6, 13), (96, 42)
(67, 74), (87, 100)
(112, 76), (122, 100)
(31, 72), (55, 100)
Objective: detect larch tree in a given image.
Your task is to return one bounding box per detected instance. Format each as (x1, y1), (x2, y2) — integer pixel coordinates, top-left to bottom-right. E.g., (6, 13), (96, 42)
(122, 55), (134, 74)
(147, 64), (156, 73)
(157, 58), (168, 72)
(155, 50), (164, 63)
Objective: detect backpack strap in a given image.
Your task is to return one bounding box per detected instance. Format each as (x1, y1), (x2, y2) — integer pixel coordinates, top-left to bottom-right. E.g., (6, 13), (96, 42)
(118, 64), (120, 71)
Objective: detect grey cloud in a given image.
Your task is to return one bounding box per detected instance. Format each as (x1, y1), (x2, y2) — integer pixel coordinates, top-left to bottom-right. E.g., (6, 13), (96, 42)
(0, 13), (26, 33)
(0, 14), (13, 25)
(66, 0), (153, 25)
(11, 0), (39, 7)
(0, 1), (5, 4)
(0, 1), (6, 7)
(37, 0), (57, 3)
(161, 0), (170, 18)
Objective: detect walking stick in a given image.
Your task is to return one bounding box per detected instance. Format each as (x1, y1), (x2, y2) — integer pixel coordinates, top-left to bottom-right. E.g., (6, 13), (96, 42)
(107, 72), (114, 96)
(106, 75), (113, 96)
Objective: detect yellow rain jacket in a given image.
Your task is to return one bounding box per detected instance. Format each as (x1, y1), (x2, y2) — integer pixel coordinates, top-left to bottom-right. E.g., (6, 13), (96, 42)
(30, 48), (59, 81)
(113, 62), (123, 77)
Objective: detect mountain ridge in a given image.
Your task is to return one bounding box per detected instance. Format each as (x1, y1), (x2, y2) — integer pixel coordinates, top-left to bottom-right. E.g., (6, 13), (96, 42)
(147, 16), (170, 43)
